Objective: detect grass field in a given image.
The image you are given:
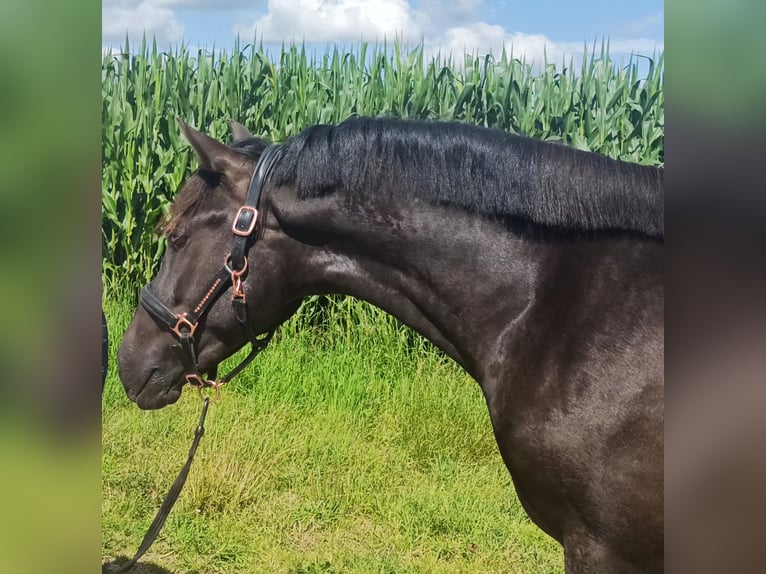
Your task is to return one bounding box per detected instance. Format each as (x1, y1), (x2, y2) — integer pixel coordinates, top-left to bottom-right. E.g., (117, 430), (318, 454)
(102, 296), (564, 573)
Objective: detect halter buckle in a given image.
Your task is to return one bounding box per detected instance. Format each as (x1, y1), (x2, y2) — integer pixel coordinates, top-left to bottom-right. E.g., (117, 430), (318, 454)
(171, 314), (198, 338)
(232, 206), (258, 236)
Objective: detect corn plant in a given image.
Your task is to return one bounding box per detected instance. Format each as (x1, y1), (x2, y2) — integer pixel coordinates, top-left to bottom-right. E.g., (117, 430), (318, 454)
(102, 37), (663, 296)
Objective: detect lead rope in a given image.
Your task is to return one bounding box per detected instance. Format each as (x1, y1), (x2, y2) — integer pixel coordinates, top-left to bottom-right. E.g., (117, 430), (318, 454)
(111, 398), (211, 573)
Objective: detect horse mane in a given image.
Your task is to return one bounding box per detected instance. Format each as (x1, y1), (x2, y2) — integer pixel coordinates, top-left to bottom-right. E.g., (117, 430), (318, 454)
(266, 117), (664, 237)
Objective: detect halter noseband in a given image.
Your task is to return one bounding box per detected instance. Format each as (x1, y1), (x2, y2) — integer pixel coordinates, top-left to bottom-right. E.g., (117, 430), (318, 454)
(139, 144), (283, 395)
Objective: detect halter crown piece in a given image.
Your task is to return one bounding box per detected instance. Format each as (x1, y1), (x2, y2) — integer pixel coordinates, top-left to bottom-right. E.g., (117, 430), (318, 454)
(139, 144), (283, 398)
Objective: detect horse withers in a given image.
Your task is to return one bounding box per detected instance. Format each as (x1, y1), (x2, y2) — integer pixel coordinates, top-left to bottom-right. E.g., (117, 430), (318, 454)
(118, 117), (664, 573)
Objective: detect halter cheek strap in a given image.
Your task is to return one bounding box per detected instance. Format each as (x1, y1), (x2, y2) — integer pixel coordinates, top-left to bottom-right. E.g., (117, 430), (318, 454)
(139, 144), (283, 397)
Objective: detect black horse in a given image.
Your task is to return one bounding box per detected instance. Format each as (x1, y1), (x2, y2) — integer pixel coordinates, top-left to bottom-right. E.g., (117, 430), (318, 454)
(118, 117), (664, 573)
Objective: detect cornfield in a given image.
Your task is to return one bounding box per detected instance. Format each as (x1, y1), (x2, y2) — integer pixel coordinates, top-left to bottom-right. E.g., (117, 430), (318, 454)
(102, 37), (663, 293)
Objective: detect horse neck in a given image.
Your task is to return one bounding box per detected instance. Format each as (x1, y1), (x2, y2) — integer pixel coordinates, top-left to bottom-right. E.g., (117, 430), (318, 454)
(269, 189), (543, 378)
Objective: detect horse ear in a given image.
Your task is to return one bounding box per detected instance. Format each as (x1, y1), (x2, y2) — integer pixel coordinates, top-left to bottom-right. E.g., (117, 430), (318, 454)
(228, 119), (252, 143)
(176, 117), (240, 175)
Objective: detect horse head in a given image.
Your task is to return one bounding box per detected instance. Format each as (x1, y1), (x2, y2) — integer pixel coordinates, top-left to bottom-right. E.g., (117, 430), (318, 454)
(117, 120), (301, 409)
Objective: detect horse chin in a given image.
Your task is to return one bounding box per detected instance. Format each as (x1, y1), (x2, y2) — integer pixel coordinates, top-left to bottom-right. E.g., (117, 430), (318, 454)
(131, 367), (184, 409)
(135, 384), (183, 410)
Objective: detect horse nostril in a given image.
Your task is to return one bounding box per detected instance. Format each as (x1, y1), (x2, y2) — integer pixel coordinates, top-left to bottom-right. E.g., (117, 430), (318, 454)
(122, 366), (160, 403)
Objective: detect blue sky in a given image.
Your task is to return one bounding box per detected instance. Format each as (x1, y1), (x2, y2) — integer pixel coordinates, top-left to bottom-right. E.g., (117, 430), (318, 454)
(103, 0), (663, 64)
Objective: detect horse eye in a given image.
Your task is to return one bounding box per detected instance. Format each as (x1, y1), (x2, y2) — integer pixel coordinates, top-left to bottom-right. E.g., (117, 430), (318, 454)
(168, 231), (188, 249)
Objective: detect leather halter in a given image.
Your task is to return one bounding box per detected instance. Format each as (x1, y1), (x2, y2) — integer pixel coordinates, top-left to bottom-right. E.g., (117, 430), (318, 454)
(139, 144), (283, 396)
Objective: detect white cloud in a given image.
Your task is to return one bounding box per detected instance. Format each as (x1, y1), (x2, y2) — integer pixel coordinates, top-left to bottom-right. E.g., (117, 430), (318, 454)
(439, 24), (558, 62)
(417, 0), (482, 27)
(236, 0), (422, 43)
(102, 0), (184, 45)
(102, 0), (663, 65)
(156, 0), (258, 8)
(104, 0), (253, 8)
(427, 22), (662, 68)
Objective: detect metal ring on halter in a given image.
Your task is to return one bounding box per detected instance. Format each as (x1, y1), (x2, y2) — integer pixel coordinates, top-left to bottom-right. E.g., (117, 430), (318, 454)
(224, 253), (248, 275)
(171, 314), (198, 338)
(225, 254), (249, 300)
(185, 373), (212, 388)
(185, 374), (225, 402)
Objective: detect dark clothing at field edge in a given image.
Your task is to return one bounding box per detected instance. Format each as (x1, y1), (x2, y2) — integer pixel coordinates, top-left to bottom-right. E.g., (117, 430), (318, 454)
(102, 309), (108, 390)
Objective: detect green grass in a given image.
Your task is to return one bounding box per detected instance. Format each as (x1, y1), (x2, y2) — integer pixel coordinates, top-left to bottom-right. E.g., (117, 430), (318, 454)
(102, 296), (564, 573)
